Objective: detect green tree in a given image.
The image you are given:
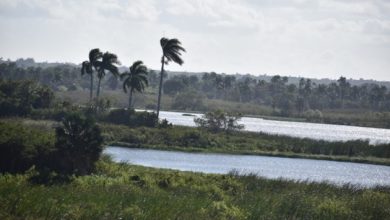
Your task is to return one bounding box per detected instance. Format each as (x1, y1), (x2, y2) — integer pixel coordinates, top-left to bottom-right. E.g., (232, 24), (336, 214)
(157, 37), (185, 117)
(81, 48), (103, 101)
(95, 52), (120, 99)
(54, 113), (103, 176)
(121, 61), (148, 108)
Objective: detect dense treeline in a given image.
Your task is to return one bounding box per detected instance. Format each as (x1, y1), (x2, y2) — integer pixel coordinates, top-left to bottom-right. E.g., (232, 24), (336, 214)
(2, 59), (390, 117)
(0, 79), (54, 116)
(164, 73), (390, 115)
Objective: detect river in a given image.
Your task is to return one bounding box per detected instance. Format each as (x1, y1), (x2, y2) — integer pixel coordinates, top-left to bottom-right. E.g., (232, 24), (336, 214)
(157, 111), (390, 144)
(105, 146), (390, 188)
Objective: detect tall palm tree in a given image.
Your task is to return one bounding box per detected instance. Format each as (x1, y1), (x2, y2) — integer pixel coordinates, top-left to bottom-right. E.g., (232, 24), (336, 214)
(95, 52), (120, 99)
(157, 37), (185, 117)
(81, 48), (102, 101)
(121, 61), (148, 108)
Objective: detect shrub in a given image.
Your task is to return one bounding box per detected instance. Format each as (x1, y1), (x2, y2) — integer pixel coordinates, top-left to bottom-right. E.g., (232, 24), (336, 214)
(52, 112), (104, 176)
(194, 110), (244, 132)
(105, 108), (132, 125)
(129, 111), (158, 127)
(104, 109), (158, 128)
(0, 122), (55, 173)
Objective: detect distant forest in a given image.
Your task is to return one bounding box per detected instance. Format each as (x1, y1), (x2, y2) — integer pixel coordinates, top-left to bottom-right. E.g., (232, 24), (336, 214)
(1, 58), (390, 115)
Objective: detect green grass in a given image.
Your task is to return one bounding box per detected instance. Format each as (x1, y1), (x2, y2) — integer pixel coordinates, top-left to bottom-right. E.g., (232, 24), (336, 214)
(1, 156), (390, 219)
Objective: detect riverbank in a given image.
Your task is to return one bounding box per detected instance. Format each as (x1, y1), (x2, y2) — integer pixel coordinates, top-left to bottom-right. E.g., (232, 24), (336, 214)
(1, 156), (389, 219)
(101, 123), (390, 167)
(109, 142), (390, 167)
(2, 118), (389, 166)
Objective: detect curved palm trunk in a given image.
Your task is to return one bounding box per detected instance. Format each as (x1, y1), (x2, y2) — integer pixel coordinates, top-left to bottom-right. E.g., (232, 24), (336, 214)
(156, 56), (165, 118)
(129, 89), (134, 109)
(89, 74), (94, 102)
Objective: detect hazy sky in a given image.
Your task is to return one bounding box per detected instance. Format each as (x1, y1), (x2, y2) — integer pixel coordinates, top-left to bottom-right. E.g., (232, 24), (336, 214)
(0, 0), (389, 80)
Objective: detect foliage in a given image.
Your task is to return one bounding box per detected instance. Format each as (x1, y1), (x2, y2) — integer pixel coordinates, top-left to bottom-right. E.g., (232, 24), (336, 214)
(104, 109), (158, 128)
(81, 48), (103, 101)
(194, 110), (244, 132)
(1, 158), (390, 219)
(157, 37), (186, 117)
(0, 122), (55, 173)
(171, 90), (205, 111)
(53, 112), (104, 176)
(0, 79), (54, 117)
(95, 52), (120, 98)
(121, 60), (148, 108)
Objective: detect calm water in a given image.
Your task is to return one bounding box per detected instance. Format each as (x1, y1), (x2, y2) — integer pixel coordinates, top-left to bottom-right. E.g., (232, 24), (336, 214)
(106, 147), (390, 187)
(158, 111), (390, 144)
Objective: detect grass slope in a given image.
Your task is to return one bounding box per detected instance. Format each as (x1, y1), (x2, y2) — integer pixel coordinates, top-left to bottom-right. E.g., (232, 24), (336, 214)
(1, 157), (389, 219)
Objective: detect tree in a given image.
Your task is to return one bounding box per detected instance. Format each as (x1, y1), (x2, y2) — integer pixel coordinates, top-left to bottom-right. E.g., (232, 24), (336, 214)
(157, 37), (185, 118)
(121, 61), (148, 108)
(81, 48), (103, 101)
(54, 113), (103, 176)
(337, 76), (350, 109)
(95, 52), (120, 99)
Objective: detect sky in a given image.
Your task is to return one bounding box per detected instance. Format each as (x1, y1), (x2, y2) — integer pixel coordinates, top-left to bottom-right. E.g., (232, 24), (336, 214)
(0, 0), (389, 81)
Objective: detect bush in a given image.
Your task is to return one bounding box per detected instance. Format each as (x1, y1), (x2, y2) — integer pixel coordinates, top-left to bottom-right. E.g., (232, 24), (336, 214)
(129, 111), (158, 127)
(0, 122), (55, 173)
(105, 108), (132, 125)
(52, 113), (104, 176)
(104, 109), (158, 128)
(194, 110), (244, 132)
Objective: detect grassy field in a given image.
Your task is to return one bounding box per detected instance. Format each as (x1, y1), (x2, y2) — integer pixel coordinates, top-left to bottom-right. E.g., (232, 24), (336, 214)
(1, 156), (390, 219)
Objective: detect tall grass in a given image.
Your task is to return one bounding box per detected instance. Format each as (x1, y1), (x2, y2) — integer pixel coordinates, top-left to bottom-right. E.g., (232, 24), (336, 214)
(1, 158), (389, 219)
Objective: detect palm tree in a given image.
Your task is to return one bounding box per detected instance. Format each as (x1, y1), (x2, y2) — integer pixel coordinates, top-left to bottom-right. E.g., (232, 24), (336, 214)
(81, 48), (102, 101)
(95, 52), (120, 99)
(157, 37), (185, 117)
(121, 61), (148, 108)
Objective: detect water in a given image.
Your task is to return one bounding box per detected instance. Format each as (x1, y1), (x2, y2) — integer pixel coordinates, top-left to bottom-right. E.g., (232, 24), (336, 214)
(106, 146), (390, 188)
(157, 111), (390, 144)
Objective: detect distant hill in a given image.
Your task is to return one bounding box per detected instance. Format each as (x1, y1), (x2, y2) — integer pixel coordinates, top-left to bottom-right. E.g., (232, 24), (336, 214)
(2, 58), (389, 88)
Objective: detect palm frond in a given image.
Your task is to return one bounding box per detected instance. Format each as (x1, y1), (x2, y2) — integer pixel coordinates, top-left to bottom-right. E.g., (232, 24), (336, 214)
(89, 49), (103, 69)
(160, 37), (185, 66)
(81, 61), (92, 75)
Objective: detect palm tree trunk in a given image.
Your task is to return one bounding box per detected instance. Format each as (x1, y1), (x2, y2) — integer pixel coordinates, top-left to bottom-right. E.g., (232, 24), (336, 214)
(89, 74), (94, 102)
(129, 89), (133, 109)
(157, 56), (165, 118)
(97, 77), (102, 99)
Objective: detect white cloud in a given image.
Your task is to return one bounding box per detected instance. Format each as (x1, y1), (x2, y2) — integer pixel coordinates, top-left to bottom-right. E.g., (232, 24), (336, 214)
(0, 0), (389, 80)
